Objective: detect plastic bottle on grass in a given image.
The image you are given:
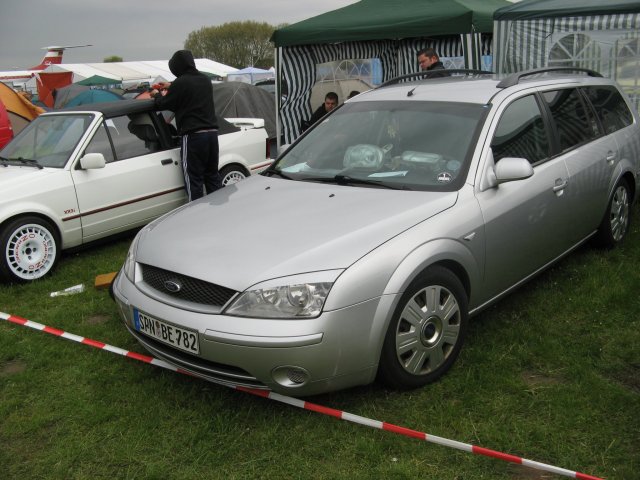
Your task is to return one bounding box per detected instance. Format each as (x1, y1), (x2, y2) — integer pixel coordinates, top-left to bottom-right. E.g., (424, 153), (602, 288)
(50, 283), (86, 297)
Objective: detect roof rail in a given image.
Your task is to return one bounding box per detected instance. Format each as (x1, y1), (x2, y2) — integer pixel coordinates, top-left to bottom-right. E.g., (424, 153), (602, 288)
(379, 69), (494, 88)
(496, 67), (603, 88)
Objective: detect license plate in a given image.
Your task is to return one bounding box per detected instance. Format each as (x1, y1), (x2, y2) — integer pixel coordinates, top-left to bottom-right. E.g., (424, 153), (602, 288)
(133, 309), (199, 354)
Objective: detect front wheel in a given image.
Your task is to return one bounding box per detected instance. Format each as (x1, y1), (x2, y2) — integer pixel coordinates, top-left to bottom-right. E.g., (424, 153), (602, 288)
(220, 165), (247, 186)
(378, 266), (468, 389)
(594, 178), (631, 249)
(0, 216), (60, 283)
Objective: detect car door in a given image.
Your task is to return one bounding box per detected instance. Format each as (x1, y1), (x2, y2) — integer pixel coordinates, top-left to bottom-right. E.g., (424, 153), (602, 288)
(475, 93), (575, 300)
(70, 112), (186, 241)
(539, 87), (618, 241)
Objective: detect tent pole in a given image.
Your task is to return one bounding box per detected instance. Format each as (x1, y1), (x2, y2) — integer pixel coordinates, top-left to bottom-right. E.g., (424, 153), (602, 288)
(275, 47), (282, 156)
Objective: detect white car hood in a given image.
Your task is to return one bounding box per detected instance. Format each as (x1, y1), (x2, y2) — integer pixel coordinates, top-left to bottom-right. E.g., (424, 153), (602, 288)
(0, 166), (56, 189)
(136, 175), (458, 291)
(0, 166), (63, 200)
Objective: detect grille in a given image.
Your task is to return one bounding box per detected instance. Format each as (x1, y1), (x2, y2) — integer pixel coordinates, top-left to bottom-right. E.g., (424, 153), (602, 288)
(140, 263), (237, 307)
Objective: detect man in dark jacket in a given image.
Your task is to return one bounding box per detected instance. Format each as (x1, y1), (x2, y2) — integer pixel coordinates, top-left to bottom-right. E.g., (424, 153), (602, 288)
(151, 50), (221, 201)
(301, 91), (339, 131)
(417, 48), (449, 78)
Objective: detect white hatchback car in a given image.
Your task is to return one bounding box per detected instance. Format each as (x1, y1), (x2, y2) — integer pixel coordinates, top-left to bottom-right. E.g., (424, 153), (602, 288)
(113, 69), (640, 396)
(0, 99), (271, 282)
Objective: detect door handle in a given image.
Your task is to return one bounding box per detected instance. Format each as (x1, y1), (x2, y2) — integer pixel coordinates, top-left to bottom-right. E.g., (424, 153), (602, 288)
(605, 151), (617, 164)
(161, 159), (173, 165)
(552, 178), (568, 193)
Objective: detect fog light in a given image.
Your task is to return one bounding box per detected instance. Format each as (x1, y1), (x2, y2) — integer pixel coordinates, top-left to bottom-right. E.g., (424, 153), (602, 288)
(272, 366), (310, 387)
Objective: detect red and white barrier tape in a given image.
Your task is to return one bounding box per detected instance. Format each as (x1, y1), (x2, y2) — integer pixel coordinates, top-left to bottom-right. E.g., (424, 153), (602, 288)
(0, 311), (602, 480)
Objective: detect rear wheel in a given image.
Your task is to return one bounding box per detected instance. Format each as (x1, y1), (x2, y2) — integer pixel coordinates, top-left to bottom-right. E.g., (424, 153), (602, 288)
(594, 178), (630, 248)
(0, 216), (59, 283)
(378, 266), (468, 389)
(220, 165), (247, 186)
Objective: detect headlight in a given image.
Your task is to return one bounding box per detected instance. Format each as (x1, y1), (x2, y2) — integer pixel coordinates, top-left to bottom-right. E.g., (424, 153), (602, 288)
(225, 282), (333, 318)
(123, 231), (142, 282)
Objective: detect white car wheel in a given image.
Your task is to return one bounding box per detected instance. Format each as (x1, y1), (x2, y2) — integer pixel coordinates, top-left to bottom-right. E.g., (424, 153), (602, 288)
(221, 165), (247, 186)
(1, 217), (59, 283)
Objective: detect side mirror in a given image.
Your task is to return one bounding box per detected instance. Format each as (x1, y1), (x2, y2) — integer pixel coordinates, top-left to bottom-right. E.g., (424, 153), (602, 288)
(494, 157), (534, 184)
(80, 153), (106, 169)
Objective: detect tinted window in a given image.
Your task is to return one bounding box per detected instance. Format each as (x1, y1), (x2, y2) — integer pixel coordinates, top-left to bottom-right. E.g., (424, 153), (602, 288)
(583, 86), (633, 135)
(491, 95), (550, 164)
(542, 89), (598, 152)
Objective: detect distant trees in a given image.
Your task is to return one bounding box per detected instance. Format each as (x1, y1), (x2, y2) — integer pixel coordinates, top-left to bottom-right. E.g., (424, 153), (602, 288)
(184, 21), (279, 68)
(104, 55), (123, 63)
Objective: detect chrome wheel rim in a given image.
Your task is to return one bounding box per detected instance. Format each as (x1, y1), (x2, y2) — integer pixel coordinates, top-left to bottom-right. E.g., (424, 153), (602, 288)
(395, 284), (461, 376)
(222, 170), (246, 186)
(610, 185), (629, 242)
(6, 223), (57, 280)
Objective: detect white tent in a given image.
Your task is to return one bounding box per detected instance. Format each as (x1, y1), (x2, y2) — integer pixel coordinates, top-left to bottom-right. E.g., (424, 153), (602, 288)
(39, 59), (238, 86)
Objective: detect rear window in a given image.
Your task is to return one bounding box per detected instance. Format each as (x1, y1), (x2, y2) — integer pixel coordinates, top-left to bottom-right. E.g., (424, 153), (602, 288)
(542, 88), (599, 153)
(582, 86), (634, 135)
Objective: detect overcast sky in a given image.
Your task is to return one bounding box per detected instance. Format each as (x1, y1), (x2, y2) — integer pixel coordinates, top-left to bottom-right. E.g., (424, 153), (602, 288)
(0, 0), (358, 70)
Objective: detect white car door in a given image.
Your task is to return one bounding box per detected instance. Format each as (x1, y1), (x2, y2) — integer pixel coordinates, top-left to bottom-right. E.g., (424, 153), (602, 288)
(70, 113), (186, 242)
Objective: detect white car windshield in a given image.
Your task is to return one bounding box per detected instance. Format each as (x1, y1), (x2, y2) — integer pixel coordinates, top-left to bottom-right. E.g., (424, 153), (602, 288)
(0, 114), (93, 168)
(273, 101), (488, 191)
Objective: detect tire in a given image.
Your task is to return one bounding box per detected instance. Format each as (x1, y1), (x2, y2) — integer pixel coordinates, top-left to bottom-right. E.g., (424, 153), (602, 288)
(220, 165), (247, 186)
(594, 178), (631, 249)
(0, 216), (60, 283)
(378, 266), (468, 389)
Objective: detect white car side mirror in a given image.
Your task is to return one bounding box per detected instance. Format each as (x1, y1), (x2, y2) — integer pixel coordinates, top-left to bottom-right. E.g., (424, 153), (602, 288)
(80, 153), (106, 169)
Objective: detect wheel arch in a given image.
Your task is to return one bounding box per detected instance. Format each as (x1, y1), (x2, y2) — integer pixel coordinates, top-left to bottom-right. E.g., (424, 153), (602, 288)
(621, 170), (636, 204)
(363, 240), (479, 371)
(0, 212), (63, 245)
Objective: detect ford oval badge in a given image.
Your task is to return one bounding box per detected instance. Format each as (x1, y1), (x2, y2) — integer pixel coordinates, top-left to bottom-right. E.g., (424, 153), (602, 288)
(164, 280), (181, 293)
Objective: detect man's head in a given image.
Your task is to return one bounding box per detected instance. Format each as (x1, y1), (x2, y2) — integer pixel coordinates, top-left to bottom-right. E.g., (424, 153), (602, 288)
(417, 48), (440, 71)
(168, 50), (197, 77)
(324, 92), (339, 112)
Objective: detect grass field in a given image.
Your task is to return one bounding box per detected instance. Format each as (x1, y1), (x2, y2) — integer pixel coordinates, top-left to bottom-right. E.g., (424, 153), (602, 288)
(1, 210), (639, 479)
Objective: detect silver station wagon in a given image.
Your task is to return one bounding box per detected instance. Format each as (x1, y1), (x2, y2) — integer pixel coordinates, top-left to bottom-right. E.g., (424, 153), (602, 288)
(113, 68), (640, 396)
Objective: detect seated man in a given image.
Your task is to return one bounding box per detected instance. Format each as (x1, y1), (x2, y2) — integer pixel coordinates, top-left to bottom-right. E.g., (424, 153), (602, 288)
(302, 91), (339, 131)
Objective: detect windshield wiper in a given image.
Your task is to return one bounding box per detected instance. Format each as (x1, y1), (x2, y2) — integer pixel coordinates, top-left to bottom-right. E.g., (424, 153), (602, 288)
(10, 157), (44, 169)
(0, 155), (9, 166)
(332, 174), (403, 190)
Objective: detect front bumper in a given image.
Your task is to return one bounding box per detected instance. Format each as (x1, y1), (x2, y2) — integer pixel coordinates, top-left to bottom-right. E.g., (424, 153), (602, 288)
(112, 270), (389, 396)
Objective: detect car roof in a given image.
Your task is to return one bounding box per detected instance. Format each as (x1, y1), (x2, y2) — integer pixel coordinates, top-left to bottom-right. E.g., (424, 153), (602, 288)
(60, 99), (156, 118)
(349, 69), (617, 106)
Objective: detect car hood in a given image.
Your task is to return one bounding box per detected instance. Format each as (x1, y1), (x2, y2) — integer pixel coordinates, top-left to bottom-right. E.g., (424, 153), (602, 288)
(0, 166), (59, 194)
(136, 175), (458, 291)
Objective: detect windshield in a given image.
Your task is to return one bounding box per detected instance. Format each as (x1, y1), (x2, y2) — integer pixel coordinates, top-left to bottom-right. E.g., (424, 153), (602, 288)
(272, 101), (487, 191)
(0, 114), (93, 168)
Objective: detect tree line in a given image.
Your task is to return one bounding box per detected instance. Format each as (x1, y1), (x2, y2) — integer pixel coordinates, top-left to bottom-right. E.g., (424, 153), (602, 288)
(184, 20), (283, 69)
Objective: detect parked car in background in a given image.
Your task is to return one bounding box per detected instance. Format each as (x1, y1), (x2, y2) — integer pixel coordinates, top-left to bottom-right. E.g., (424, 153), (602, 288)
(113, 69), (639, 396)
(0, 99), (271, 282)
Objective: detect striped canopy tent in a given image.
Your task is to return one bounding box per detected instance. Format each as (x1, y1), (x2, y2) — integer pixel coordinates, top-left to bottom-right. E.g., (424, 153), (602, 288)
(271, 0), (511, 144)
(493, 0), (640, 111)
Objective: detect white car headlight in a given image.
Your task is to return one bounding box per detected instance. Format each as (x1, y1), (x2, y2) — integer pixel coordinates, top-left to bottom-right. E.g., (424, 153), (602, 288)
(123, 231), (142, 282)
(225, 282), (333, 318)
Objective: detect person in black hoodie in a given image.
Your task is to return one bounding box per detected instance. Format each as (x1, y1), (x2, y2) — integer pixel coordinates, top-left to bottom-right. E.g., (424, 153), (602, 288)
(151, 50), (221, 201)
(417, 48), (449, 78)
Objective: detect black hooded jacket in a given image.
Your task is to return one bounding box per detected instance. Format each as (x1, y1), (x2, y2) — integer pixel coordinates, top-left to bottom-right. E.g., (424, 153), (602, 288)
(153, 50), (218, 135)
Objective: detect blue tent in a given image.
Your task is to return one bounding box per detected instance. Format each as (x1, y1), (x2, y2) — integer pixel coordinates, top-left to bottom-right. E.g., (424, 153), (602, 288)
(65, 89), (123, 107)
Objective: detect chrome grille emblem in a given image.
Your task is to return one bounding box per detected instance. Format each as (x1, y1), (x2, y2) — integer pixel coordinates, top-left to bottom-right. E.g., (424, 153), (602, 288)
(164, 279), (182, 293)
